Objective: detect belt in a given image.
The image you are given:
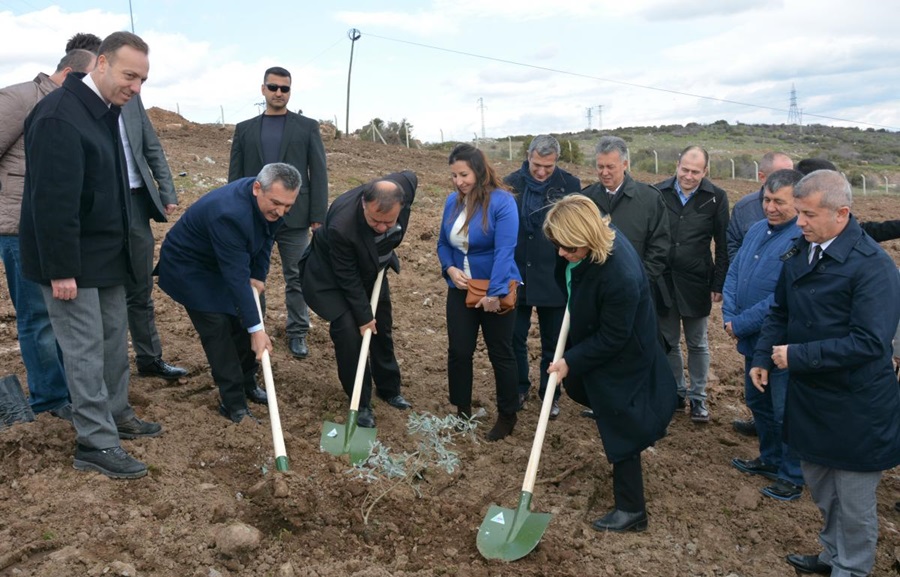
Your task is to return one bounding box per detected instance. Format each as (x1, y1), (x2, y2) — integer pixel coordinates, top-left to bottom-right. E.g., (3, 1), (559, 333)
(131, 186), (148, 195)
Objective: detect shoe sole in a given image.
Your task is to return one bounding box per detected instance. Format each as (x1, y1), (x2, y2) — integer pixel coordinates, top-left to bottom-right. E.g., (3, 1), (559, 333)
(592, 519), (648, 533)
(73, 459), (148, 479)
(760, 487), (802, 501)
(691, 416), (710, 423)
(118, 429), (163, 440)
(136, 371), (186, 381)
(731, 460), (779, 481)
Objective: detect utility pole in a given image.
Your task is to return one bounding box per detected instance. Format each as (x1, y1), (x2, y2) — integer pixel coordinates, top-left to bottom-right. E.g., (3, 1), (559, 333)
(128, 0), (134, 32)
(788, 83), (801, 125)
(586, 107), (593, 130)
(345, 29), (362, 136)
(597, 105), (603, 131)
(477, 97), (486, 140)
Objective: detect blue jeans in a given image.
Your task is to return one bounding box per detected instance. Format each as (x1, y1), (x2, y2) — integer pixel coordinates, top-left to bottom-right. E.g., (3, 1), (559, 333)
(0, 235), (69, 412)
(513, 304), (564, 401)
(658, 310), (709, 401)
(744, 357), (803, 486)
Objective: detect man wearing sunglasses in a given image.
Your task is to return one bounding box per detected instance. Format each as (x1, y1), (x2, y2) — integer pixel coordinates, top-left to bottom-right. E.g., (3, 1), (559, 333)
(229, 66), (328, 371)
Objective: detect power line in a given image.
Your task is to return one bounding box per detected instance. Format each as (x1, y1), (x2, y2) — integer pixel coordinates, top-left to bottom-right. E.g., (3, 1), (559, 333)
(362, 31), (900, 131)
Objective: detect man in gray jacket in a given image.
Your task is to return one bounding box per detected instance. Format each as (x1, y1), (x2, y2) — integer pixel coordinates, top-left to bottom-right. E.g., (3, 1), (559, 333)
(0, 48), (96, 418)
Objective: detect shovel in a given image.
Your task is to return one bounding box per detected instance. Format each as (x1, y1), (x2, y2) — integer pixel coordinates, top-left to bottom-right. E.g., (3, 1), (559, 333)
(252, 286), (289, 472)
(477, 308), (571, 561)
(320, 267), (386, 465)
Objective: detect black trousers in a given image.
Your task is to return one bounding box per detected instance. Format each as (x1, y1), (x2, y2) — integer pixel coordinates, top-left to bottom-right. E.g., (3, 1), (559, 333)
(186, 309), (257, 412)
(329, 295), (401, 409)
(446, 287), (518, 414)
(612, 454), (645, 513)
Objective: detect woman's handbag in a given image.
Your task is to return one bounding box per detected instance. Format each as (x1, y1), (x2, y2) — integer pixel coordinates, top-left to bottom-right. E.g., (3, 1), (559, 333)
(465, 279), (518, 314)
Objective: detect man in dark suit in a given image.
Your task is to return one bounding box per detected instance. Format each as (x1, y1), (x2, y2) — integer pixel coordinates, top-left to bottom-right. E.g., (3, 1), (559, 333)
(656, 145), (729, 423)
(156, 163), (301, 423)
(301, 172), (416, 428)
(751, 170), (900, 577)
(19, 32), (160, 480)
(228, 66), (328, 361)
(66, 32), (187, 382)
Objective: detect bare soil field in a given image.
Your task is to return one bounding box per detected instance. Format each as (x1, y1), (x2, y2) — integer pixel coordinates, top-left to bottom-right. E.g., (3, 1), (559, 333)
(2, 110), (900, 577)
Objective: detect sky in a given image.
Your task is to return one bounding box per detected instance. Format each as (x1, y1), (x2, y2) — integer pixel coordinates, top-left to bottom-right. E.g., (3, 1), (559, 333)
(1, 0), (899, 144)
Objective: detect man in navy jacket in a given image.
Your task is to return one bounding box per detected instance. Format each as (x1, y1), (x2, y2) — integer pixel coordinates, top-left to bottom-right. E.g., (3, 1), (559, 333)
(503, 135), (580, 418)
(751, 170), (900, 577)
(157, 163), (301, 423)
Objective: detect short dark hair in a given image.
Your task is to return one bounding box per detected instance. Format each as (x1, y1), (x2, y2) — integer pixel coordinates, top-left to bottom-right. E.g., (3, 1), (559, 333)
(55, 49), (95, 74)
(264, 66), (291, 81)
(66, 32), (102, 53)
(797, 158), (837, 175)
(362, 180), (404, 212)
(97, 31), (149, 63)
(764, 169), (803, 194)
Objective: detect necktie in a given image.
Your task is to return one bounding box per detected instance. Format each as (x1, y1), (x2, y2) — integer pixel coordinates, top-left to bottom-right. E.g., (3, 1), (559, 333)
(809, 244), (822, 265)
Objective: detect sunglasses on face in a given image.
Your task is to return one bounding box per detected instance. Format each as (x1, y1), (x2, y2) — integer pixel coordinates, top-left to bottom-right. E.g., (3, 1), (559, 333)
(265, 84), (291, 93)
(551, 239), (579, 254)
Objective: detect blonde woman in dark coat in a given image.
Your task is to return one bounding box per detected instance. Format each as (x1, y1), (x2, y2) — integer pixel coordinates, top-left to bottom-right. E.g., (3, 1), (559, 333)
(545, 195), (676, 533)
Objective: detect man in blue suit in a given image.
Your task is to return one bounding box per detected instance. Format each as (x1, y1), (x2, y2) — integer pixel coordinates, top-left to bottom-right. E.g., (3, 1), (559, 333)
(751, 170), (900, 577)
(157, 163), (301, 423)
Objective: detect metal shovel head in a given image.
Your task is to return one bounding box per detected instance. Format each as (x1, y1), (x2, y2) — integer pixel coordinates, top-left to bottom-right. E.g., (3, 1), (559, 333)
(477, 491), (551, 561)
(320, 411), (377, 465)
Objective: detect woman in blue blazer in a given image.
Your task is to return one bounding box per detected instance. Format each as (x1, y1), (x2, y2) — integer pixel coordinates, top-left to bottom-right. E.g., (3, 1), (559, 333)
(437, 144), (521, 441)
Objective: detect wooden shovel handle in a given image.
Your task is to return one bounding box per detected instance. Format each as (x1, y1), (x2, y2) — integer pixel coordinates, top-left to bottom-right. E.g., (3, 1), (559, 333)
(349, 267), (387, 412)
(521, 308), (570, 494)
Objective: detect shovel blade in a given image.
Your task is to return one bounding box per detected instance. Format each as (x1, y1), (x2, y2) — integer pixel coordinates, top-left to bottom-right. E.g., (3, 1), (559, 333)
(320, 417), (377, 465)
(476, 494), (551, 561)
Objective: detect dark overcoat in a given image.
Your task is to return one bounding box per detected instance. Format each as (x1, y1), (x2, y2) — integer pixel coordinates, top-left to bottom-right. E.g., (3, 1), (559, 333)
(503, 163), (580, 307)
(300, 171), (417, 324)
(752, 216), (900, 472)
(156, 177), (278, 329)
(561, 231), (677, 463)
(656, 176), (729, 317)
(19, 74), (131, 287)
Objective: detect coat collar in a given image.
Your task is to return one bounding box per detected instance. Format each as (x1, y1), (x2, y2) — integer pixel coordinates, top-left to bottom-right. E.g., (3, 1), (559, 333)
(63, 73), (112, 121)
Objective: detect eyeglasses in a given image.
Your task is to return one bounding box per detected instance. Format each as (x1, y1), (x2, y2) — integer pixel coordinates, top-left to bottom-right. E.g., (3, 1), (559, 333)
(551, 239), (579, 254)
(265, 84), (291, 93)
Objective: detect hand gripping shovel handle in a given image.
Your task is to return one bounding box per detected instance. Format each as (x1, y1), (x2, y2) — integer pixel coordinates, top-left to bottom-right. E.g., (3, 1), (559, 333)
(348, 267), (387, 413)
(252, 286), (289, 472)
(521, 308), (570, 494)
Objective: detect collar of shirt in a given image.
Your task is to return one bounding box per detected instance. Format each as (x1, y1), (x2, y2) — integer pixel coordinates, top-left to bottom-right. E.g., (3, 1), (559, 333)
(673, 180), (696, 205)
(81, 72), (111, 107)
(810, 237), (837, 258)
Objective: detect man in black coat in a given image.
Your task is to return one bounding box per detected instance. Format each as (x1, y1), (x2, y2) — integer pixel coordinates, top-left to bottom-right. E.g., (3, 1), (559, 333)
(19, 32), (160, 479)
(301, 172), (417, 428)
(656, 146), (729, 423)
(502, 135), (580, 418)
(229, 66), (328, 362)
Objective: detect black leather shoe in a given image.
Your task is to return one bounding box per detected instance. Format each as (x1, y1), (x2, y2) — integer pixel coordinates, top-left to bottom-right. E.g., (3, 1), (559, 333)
(74, 445), (147, 479)
(218, 404), (259, 424)
(592, 509), (648, 533)
(690, 399), (709, 422)
(357, 407), (375, 428)
(732, 457), (779, 480)
(732, 418), (758, 436)
(380, 394), (412, 410)
(288, 336), (309, 359)
(580, 408), (595, 418)
(516, 392), (528, 410)
(761, 478), (803, 501)
(137, 358), (188, 380)
(246, 386), (268, 405)
(785, 553), (831, 575)
(116, 417), (162, 439)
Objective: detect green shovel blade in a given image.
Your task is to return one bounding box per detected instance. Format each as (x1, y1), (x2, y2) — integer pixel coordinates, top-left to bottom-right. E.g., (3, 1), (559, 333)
(320, 411), (377, 465)
(476, 491), (551, 561)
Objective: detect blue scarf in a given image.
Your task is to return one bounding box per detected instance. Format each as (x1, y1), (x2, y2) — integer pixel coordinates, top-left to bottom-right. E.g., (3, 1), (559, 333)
(521, 170), (553, 233)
